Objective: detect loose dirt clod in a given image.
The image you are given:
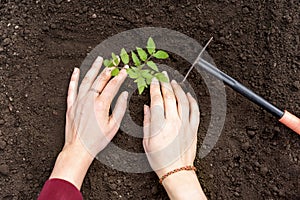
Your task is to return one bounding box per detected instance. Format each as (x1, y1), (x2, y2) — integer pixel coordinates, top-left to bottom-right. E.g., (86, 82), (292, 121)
(260, 166), (269, 176)
(0, 164), (9, 176)
(293, 81), (300, 90)
(0, 139), (6, 150)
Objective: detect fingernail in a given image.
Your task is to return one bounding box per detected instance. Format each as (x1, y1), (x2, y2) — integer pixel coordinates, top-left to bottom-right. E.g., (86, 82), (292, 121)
(162, 71), (170, 82)
(144, 105), (149, 114)
(162, 71), (169, 77)
(171, 80), (177, 84)
(96, 56), (103, 62)
(187, 92), (192, 97)
(123, 91), (128, 99)
(73, 67), (79, 74)
(120, 68), (127, 75)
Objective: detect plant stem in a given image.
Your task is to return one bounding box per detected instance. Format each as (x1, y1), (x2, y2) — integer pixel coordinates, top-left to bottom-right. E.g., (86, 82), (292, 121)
(136, 54), (154, 70)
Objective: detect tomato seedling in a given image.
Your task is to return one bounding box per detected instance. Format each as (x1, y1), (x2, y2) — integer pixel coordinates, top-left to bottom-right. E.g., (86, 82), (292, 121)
(103, 37), (169, 94)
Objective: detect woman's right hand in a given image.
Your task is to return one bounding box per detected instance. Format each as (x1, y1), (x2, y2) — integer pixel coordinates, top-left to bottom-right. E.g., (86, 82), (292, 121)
(143, 72), (206, 199)
(143, 73), (199, 177)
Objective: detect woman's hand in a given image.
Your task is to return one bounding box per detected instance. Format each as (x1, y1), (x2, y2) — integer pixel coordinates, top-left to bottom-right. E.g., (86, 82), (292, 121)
(143, 72), (199, 177)
(65, 56), (128, 157)
(50, 56), (128, 190)
(143, 72), (206, 199)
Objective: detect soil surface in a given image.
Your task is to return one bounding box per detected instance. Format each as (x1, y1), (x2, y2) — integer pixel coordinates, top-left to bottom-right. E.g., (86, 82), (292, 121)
(0, 0), (299, 199)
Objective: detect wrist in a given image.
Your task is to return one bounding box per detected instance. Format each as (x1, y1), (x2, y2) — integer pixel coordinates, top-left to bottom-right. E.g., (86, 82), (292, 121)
(155, 163), (194, 178)
(162, 170), (207, 200)
(49, 142), (94, 190)
(162, 169), (197, 187)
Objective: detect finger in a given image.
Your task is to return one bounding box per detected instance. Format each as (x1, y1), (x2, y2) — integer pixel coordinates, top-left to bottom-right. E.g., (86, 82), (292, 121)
(143, 105), (151, 138)
(160, 71), (177, 119)
(150, 77), (164, 123)
(187, 93), (200, 131)
(98, 68), (128, 117)
(109, 91), (128, 128)
(67, 68), (80, 110)
(171, 80), (189, 121)
(143, 105), (151, 148)
(78, 56), (103, 99)
(91, 66), (114, 96)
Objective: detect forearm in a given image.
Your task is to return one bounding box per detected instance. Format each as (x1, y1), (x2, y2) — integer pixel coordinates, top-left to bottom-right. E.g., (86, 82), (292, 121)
(162, 171), (207, 200)
(49, 143), (94, 190)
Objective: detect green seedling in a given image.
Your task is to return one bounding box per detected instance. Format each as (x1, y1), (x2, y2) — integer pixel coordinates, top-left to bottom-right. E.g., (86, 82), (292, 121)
(103, 37), (169, 94)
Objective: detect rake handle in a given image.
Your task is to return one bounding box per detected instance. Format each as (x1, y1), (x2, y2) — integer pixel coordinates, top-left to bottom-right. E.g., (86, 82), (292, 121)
(279, 111), (300, 135)
(197, 58), (300, 136)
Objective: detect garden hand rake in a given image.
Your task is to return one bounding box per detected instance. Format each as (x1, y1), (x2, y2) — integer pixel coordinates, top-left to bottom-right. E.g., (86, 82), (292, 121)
(183, 38), (300, 135)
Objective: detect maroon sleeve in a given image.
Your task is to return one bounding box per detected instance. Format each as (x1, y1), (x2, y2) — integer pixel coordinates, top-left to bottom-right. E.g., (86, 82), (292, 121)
(38, 178), (83, 200)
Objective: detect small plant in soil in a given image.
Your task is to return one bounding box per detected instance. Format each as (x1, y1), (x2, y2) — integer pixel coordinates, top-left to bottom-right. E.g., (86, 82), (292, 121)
(103, 37), (169, 94)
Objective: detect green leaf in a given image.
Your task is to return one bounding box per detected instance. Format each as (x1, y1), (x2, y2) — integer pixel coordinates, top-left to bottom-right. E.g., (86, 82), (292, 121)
(141, 70), (153, 85)
(136, 47), (148, 61)
(153, 50), (169, 59)
(103, 59), (111, 67)
(126, 68), (139, 79)
(147, 37), (156, 54)
(155, 72), (168, 82)
(120, 48), (129, 64)
(134, 76), (147, 86)
(131, 66), (139, 72)
(137, 77), (147, 86)
(131, 51), (141, 66)
(104, 59), (114, 67)
(111, 53), (120, 66)
(111, 68), (120, 76)
(141, 70), (152, 79)
(138, 86), (145, 94)
(146, 61), (158, 71)
(145, 77), (153, 85)
(111, 52), (117, 61)
(136, 77), (147, 94)
(113, 57), (120, 66)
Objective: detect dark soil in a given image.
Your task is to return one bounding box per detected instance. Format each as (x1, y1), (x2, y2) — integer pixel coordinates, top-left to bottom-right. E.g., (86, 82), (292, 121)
(0, 0), (299, 199)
